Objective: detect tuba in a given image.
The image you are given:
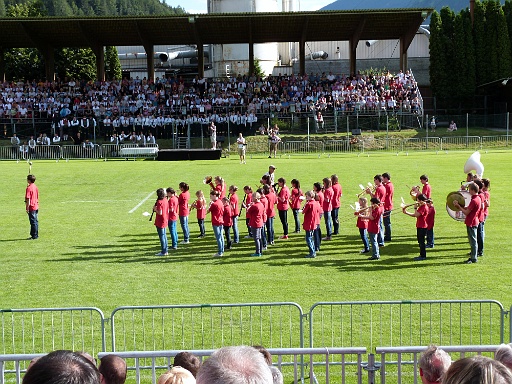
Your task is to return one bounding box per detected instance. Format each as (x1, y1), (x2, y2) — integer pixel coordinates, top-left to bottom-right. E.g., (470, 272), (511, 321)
(203, 176), (215, 189)
(464, 151), (484, 178)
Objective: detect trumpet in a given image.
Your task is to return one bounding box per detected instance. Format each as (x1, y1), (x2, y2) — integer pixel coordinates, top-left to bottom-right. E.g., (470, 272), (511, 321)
(356, 183), (366, 197)
(203, 175), (214, 189)
(407, 184), (420, 201)
(364, 182), (376, 196)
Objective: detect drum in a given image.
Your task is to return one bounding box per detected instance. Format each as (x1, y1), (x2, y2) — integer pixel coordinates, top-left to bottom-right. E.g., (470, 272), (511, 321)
(446, 190), (471, 222)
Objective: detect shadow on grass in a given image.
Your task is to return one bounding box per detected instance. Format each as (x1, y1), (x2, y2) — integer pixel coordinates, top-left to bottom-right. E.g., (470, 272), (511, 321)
(51, 231), (472, 270)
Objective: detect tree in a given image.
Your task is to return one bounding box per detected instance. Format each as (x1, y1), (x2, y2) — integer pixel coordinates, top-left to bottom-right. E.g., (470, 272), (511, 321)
(473, 0), (487, 85)
(55, 47), (97, 81)
(105, 46), (122, 80)
(429, 11), (447, 103)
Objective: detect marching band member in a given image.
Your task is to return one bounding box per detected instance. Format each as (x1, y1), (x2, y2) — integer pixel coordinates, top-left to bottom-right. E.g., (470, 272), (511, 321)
(258, 188), (268, 250)
(354, 197), (370, 254)
(420, 174), (434, 248)
(426, 198), (436, 249)
(190, 190), (207, 239)
(302, 190), (323, 258)
(290, 179), (303, 233)
(366, 174), (386, 247)
(331, 174), (343, 236)
(229, 185), (240, 243)
(359, 197), (384, 261)
(382, 172), (394, 242)
(222, 197), (233, 250)
(207, 190), (224, 257)
(402, 194), (429, 261)
(166, 188), (179, 250)
(263, 184), (277, 245)
(214, 176), (226, 199)
(477, 178), (490, 258)
(453, 183), (481, 264)
(178, 182), (191, 244)
(247, 191), (265, 257)
(242, 186), (253, 238)
(153, 188), (169, 256)
(276, 178), (290, 240)
(322, 177), (333, 241)
(313, 182), (324, 249)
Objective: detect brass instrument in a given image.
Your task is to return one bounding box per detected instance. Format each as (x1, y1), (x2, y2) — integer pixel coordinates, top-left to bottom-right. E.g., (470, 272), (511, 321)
(356, 183), (366, 197)
(203, 175), (214, 189)
(365, 182), (376, 195)
(407, 184), (421, 201)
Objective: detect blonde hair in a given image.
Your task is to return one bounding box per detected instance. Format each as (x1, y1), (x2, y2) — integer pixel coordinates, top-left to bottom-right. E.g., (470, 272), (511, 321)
(157, 367), (196, 384)
(358, 197), (368, 208)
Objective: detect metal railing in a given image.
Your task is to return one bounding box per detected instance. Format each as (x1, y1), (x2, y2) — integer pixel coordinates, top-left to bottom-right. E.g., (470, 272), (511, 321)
(375, 345), (500, 384)
(0, 307), (106, 356)
(110, 303), (304, 352)
(309, 300), (505, 350)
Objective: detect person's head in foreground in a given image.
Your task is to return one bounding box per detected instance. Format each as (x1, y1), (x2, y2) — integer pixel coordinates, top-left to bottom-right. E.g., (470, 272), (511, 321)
(418, 345), (451, 384)
(443, 355), (512, 384)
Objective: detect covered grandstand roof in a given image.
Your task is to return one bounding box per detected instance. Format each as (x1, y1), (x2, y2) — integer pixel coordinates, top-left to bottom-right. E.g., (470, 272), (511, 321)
(0, 9), (433, 48)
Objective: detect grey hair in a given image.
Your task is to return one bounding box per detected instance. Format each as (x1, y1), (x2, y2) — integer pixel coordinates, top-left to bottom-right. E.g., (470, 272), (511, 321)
(495, 343), (512, 370)
(196, 346), (272, 384)
(419, 345), (452, 383)
(443, 355), (512, 384)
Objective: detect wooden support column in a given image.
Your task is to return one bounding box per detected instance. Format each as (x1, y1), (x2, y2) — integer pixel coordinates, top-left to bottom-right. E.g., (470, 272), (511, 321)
(144, 44), (155, 81)
(92, 45), (105, 81)
(299, 40), (305, 75)
(0, 49), (5, 83)
(349, 16), (366, 77)
(399, 38), (408, 72)
(197, 43), (204, 78)
(249, 43), (254, 77)
(42, 46), (55, 82)
(399, 17), (420, 72)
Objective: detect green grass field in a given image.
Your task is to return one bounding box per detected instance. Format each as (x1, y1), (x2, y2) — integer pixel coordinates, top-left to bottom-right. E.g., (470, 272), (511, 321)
(1, 150), (511, 346)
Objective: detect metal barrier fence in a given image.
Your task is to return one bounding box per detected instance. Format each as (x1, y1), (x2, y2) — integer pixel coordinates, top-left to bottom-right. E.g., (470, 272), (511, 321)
(309, 300), (505, 350)
(281, 141), (324, 154)
(0, 308), (106, 356)
(0, 348), (367, 384)
(110, 303), (304, 352)
(374, 345), (500, 384)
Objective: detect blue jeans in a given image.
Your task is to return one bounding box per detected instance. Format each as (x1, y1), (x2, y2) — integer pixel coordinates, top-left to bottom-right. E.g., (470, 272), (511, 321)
(477, 217), (486, 256)
(245, 218), (252, 237)
(305, 230), (316, 257)
(314, 224), (322, 251)
(231, 216), (239, 242)
(292, 209), (301, 232)
(426, 228), (434, 247)
(265, 216), (275, 243)
(251, 226), (263, 254)
(377, 216), (384, 246)
(179, 216), (189, 241)
(278, 209), (288, 236)
(198, 218), (205, 236)
(324, 211), (332, 237)
(467, 225), (478, 261)
(332, 207), (340, 234)
(156, 227), (168, 253)
(383, 210), (391, 240)
(168, 220), (178, 248)
(223, 225), (232, 247)
(28, 209), (39, 239)
(261, 225), (267, 248)
(369, 232), (379, 259)
(359, 228), (369, 251)
(212, 225), (224, 254)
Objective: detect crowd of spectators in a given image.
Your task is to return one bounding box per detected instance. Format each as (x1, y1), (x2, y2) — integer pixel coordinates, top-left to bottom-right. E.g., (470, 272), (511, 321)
(18, 344), (512, 384)
(1, 70), (421, 142)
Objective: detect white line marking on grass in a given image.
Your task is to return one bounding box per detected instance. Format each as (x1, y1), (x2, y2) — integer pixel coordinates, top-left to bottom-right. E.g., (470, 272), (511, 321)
(129, 192), (154, 214)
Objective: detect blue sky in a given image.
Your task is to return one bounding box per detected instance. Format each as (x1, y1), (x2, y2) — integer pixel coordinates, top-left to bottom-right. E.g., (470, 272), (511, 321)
(163, 0), (334, 14)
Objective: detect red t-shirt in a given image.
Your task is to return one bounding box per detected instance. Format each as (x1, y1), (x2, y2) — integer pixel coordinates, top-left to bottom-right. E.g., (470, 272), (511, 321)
(355, 212), (368, 229)
(315, 190), (324, 208)
(265, 191), (277, 218)
(192, 199), (206, 220)
(313, 200), (322, 226)
(230, 193), (240, 216)
(209, 199), (224, 226)
(482, 190), (490, 216)
(416, 204), (428, 229)
(223, 204), (233, 227)
(248, 201), (265, 228)
(384, 181), (394, 210)
(374, 184), (386, 202)
(323, 186), (333, 212)
(290, 188), (303, 209)
(168, 195), (179, 221)
(215, 183), (226, 199)
(154, 198), (169, 229)
(331, 183), (342, 209)
(368, 205), (384, 234)
(25, 183), (39, 211)
(178, 191), (190, 217)
(426, 204), (435, 229)
(244, 193), (253, 219)
(302, 200), (317, 231)
(259, 195), (268, 222)
(277, 186), (290, 211)
(422, 184), (432, 199)
(465, 194), (481, 227)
